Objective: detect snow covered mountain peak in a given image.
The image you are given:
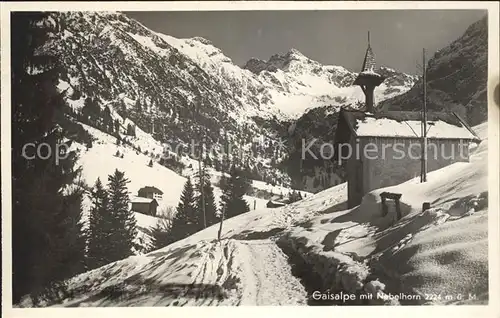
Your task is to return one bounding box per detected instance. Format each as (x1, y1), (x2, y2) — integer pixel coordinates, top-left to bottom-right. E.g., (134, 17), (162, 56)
(245, 48), (317, 74)
(242, 47), (417, 117)
(51, 10), (418, 142)
(275, 47), (309, 63)
(188, 36), (214, 46)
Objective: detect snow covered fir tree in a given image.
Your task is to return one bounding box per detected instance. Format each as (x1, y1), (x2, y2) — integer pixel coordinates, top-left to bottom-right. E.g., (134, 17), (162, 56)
(7, 9), (492, 307)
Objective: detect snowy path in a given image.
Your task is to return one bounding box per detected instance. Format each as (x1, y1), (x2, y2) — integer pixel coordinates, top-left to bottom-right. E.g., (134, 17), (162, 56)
(234, 240), (307, 305)
(43, 239), (307, 307)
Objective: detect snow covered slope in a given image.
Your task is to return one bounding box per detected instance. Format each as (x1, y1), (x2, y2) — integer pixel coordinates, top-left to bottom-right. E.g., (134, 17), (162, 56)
(71, 114), (310, 254)
(18, 181), (350, 306)
(46, 11), (418, 194)
(284, 122), (489, 304)
(24, 122), (488, 307)
(49, 11), (416, 148)
(48, 239), (308, 307)
(75, 123), (186, 209)
(74, 121), (296, 212)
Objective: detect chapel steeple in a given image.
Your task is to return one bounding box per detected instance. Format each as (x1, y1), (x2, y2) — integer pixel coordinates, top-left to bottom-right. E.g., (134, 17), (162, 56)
(353, 32), (386, 113)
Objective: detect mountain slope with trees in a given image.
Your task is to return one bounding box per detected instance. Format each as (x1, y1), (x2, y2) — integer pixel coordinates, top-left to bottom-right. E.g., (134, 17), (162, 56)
(46, 11), (417, 189)
(379, 15), (488, 126)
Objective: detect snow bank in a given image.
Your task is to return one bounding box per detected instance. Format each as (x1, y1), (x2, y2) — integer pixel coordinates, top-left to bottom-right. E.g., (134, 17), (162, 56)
(380, 209), (488, 304)
(277, 233), (371, 296)
(282, 123), (489, 304)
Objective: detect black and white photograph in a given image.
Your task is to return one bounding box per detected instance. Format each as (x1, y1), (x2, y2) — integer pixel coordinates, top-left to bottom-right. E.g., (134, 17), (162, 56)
(2, 1), (499, 312)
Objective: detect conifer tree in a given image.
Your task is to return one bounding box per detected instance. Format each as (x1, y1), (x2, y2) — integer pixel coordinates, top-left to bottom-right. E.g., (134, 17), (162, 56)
(169, 177), (197, 243)
(288, 190), (303, 203)
(103, 106), (113, 133)
(82, 97), (100, 124)
(127, 123), (136, 136)
(11, 12), (86, 304)
(87, 178), (112, 270)
(119, 99), (126, 114)
(220, 165), (251, 220)
(150, 218), (171, 251)
(107, 169), (137, 261)
(205, 183), (219, 226)
(114, 119), (121, 134)
(194, 165), (218, 228)
(59, 183), (87, 277)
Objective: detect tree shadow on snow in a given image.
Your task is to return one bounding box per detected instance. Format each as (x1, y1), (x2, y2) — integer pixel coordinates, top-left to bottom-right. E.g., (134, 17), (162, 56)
(147, 243), (197, 260)
(230, 228), (284, 240)
(65, 281), (228, 307)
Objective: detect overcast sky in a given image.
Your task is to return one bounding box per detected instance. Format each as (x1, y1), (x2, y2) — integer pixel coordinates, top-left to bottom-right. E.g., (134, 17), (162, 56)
(126, 10), (486, 74)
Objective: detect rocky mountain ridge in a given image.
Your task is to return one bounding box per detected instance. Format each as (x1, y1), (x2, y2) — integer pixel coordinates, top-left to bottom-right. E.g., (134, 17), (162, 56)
(47, 10), (417, 188)
(380, 15), (488, 126)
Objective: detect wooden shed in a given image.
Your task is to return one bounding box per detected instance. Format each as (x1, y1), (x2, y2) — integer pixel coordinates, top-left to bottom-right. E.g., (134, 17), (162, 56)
(130, 196), (159, 217)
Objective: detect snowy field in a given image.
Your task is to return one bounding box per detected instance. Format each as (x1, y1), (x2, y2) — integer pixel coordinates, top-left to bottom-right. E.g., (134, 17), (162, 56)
(21, 123), (489, 307)
(74, 121), (303, 213)
(284, 121), (489, 304)
(72, 119), (307, 253)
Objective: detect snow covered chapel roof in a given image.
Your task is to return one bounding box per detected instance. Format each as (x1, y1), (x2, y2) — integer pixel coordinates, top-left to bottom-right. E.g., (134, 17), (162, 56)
(336, 109), (480, 141)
